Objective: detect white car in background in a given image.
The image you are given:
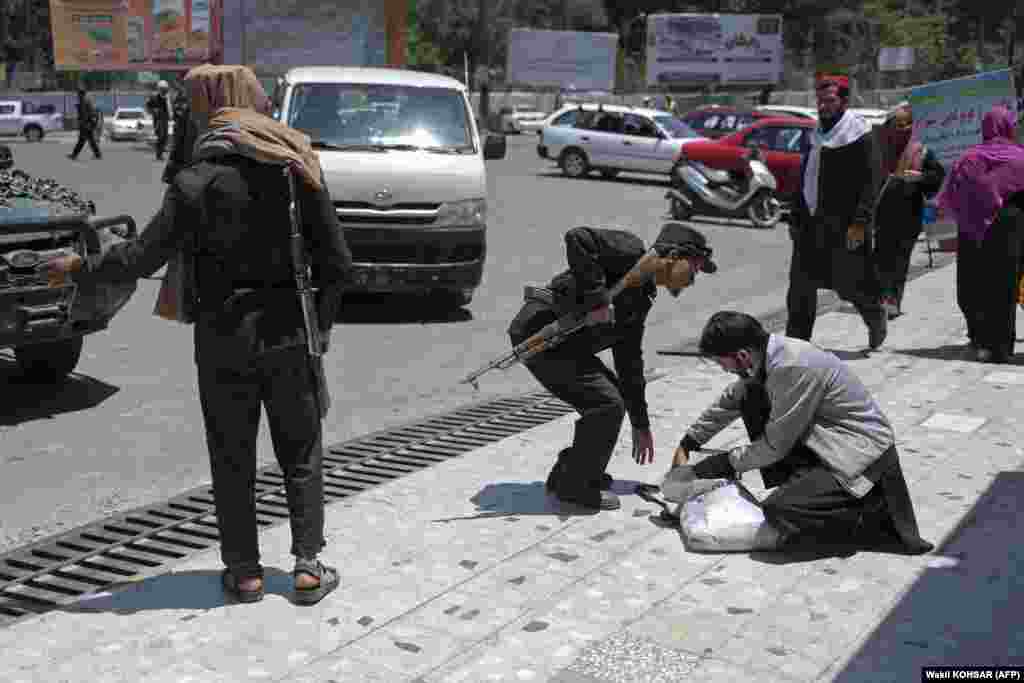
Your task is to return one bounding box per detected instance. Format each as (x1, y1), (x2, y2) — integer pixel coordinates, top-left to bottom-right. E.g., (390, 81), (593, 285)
(498, 104), (547, 133)
(106, 107), (154, 141)
(849, 108), (889, 127)
(538, 103), (703, 179)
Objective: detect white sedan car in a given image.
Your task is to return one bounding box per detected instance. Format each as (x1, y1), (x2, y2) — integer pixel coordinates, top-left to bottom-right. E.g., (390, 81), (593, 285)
(106, 107), (154, 141)
(498, 104), (547, 134)
(538, 104), (703, 179)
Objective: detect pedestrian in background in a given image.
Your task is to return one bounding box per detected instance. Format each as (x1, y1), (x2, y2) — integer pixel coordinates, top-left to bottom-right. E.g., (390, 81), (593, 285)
(508, 223), (717, 511)
(146, 79), (173, 161)
(874, 103), (945, 319)
(68, 86), (102, 161)
(937, 105), (1024, 363)
(787, 74), (887, 349)
(48, 64), (352, 604)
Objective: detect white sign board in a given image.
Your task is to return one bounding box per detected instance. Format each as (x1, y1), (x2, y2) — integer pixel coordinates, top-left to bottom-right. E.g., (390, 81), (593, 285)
(506, 29), (618, 91)
(646, 13), (782, 87)
(878, 47), (915, 72)
(909, 68), (1017, 170)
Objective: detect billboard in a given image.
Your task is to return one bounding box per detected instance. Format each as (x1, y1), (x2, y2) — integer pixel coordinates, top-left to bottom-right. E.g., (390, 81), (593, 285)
(48, 0), (223, 70)
(220, 0), (390, 75)
(506, 29), (618, 91)
(646, 13), (782, 87)
(909, 69), (1017, 170)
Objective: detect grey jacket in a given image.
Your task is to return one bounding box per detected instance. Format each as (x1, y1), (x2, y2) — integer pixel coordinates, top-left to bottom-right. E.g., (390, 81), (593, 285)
(683, 335), (894, 496)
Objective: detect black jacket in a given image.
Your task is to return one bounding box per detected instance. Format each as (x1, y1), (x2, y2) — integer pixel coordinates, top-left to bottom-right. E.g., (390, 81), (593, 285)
(76, 95), (99, 132)
(875, 148), (945, 240)
(508, 227), (655, 429)
(146, 93), (172, 125)
(793, 119), (879, 290)
(77, 156), (351, 362)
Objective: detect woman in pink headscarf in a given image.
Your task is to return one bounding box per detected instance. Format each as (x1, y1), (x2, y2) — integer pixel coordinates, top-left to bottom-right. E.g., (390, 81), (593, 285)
(937, 105), (1024, 363)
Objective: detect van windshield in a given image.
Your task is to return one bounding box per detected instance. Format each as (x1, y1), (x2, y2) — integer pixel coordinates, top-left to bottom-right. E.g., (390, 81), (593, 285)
(286, 83), (475, 152)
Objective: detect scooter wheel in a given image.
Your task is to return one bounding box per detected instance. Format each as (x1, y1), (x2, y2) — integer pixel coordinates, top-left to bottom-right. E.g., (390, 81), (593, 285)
(747, 192), (782, 229)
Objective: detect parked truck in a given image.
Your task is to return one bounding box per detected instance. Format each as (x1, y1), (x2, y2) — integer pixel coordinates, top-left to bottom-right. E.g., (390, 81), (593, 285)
(0, 100), (65, 142)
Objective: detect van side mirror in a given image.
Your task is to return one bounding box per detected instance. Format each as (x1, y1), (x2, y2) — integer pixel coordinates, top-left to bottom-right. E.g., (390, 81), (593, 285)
(483, 133), (507, 160)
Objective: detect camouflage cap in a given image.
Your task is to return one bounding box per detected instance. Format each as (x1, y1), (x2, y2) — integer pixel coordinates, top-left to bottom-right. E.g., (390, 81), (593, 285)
(653, 222), (717, 273)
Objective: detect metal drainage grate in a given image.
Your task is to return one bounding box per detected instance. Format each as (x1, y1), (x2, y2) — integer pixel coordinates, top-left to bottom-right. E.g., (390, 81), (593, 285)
(0, 390), (574, 627)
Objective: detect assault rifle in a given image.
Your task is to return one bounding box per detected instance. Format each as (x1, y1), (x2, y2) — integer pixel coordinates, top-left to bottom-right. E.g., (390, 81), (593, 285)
(459, 249), (662, 389)
(283, 164), (323, 358)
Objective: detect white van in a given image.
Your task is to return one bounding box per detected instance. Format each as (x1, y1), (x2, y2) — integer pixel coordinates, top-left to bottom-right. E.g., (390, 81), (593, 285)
(274, 67), (507, 308)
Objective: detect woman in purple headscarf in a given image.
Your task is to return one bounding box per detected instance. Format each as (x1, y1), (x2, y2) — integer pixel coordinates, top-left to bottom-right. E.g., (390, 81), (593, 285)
(937, 105), (1024, 363)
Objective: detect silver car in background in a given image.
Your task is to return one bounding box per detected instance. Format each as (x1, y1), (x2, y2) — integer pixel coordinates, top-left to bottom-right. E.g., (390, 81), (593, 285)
(538, 104), (702, 179)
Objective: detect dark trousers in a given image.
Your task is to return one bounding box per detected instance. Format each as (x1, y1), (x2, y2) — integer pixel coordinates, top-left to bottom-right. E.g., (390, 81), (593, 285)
(785, 229), (884, 341)
(875, 219), (922, 307)
(70, 128), (101, 159)
(956, 205), (1023, 359)
(525, 348), (625, 501)
(692, 385), (931, 553)
(197, 346), (326, 578)
(154, 120), (169, 159)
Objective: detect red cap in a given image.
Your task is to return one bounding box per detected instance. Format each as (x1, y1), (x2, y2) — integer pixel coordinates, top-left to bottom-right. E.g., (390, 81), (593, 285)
(815, 73), (850, 89)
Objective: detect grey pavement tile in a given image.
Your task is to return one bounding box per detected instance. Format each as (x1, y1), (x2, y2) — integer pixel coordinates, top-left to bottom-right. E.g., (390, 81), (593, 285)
(626, 598), (741, 657)
(690, 656), (803, 683)
(454, 553), (584, 607)
(402, 588), (528, 641)
(418, 643), (575, 683)
(710, 625), (832, 682)
(287, 644), (408, 683)
(553, 630), (701, 683)
(503, 540), (617, 579)
(344, 622), (470, 678)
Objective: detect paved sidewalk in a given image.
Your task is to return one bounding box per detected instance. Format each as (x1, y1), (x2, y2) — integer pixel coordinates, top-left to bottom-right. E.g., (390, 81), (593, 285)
(1, 259), (1022, 683)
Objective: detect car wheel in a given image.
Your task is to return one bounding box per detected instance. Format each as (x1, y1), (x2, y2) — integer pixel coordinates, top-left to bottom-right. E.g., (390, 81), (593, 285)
(599, 169), (620, 179)
(14, 336), (84, 383)
(24, 126), (43, 142)
(747, 191), (782, 229)
(560, 148), (590, 178)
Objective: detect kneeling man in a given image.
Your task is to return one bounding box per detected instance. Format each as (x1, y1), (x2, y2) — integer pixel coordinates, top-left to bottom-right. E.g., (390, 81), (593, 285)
(674, 311), (932, 554)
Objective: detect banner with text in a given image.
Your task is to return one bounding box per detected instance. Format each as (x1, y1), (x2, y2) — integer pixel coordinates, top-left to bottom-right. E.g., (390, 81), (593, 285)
(49, 0), (223, 71)
(909, 69), (1017, 169)
(646, 13), (782, 87)
(506, 29), (618, 91)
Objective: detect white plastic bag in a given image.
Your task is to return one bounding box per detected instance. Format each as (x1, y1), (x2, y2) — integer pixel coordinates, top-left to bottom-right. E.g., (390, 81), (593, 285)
(660, 465), (730, 504)
(680, 481), (781, 552)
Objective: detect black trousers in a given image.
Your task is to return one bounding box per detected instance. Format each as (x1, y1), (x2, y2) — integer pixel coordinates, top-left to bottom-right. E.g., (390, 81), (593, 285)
(70, 128), (101, 159)
(525, 347), (625, 501)
(875, 218), (922, 307)
(154, 120), (169, 159)
(197, 346), (326, 578)
(956, 205), (1023, 359)
(785, 230), (884, 341)
(692, 385), (931, 553)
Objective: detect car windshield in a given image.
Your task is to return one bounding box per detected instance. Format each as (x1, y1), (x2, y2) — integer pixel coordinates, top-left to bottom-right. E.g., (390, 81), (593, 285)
(116, 111), (144, 120)
(286, 83), (475, 152)
(654, 115), (699, 139)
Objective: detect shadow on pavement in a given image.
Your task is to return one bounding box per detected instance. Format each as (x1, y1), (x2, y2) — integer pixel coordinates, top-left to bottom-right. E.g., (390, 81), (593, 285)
(891, 343), (1023, 366)
(431, 481), (611, 523)
(58, 568), (294, 614)
(337, 293), (473, 325)
(825, 348), (871, 362)
(0, 356), (119, 426)
(833, 471), (1024, 680)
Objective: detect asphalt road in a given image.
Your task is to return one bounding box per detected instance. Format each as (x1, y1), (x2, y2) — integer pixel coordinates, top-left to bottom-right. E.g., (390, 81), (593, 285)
(0, 132), (800, 553)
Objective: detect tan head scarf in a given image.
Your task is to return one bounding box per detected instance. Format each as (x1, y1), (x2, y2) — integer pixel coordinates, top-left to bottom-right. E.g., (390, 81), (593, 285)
(184, 64), (323, 190)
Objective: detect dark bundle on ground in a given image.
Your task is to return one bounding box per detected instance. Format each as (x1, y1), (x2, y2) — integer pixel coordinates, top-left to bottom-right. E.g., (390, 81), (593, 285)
(0, 169), (96, 215)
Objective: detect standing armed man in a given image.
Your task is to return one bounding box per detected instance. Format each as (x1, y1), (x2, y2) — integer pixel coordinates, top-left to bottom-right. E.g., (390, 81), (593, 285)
(147, 79), (173, 161)
(68, 86), (102, 161)
(49, 64), (352, 605)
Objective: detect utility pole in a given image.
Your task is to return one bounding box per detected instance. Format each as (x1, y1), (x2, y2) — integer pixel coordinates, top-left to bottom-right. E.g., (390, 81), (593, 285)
(561, 0), (570, 30)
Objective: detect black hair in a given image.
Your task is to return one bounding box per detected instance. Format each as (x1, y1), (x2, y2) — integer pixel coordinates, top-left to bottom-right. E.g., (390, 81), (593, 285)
(697, 311), (769, 357)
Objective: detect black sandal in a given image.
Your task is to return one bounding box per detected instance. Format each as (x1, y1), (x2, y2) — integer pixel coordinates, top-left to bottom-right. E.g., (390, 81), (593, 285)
(222, 569), (265, 603)
(293, 559), (340, 606)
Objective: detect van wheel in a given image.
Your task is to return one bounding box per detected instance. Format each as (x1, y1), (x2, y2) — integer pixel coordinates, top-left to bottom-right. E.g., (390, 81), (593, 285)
(24, 125), (43, 142)
(14, 337), (84, 382)
(560, 149), (590, 178)
(429, 289), (473, 310)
